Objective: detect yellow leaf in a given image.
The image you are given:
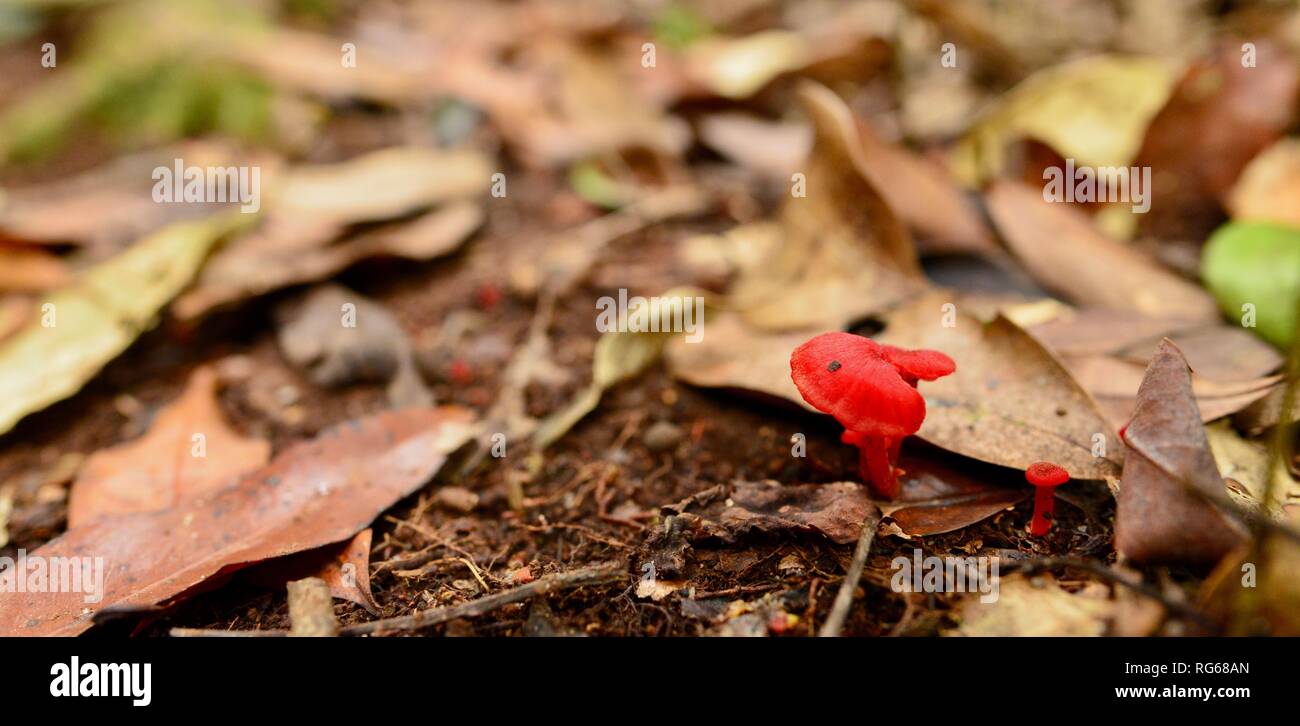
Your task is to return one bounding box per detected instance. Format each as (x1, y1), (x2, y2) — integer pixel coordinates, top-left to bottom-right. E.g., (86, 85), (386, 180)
(952, 55), (1176, 186)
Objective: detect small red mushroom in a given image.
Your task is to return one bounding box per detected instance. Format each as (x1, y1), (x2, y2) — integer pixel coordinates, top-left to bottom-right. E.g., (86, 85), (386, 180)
(790, 332), (955, 499)
(1024, 462), (1070, 536)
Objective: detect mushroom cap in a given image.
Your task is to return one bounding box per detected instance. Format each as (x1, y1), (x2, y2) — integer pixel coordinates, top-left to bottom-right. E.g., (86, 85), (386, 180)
(879, 344), (957, 381)
(1025, 461), (1070, 487)
(790, 332), (954, 438)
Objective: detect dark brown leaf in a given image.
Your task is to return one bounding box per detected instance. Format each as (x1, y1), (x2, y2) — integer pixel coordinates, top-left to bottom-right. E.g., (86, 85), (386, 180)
(1115, 339), (1246, 565)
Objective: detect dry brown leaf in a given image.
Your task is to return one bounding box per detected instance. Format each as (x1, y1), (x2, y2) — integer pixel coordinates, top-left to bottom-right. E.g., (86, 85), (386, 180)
(878, 294), (1122, 480)
(665, 311), (813, 412)
(985, 180), (1220, 322)
(730, 82), (924, 331)
(174, 201), (483, 321)
(882, 451), (1029, 537)
(1115, 339), (1247, 565)
(1135, 39), (1298, 237)
(68, 366), (270, 528)
(0, 142), (253, 251)
(0, 406), (476, 636)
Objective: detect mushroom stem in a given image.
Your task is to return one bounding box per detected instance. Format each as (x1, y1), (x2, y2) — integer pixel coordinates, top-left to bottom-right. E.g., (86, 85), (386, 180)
(1029, 485), (1057, 536)
(857, 435), (899, 500)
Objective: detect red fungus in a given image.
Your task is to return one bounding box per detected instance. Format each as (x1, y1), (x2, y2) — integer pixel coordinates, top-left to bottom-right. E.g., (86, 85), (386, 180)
(790, 332), (955, 499)
(1024, 461), (1070, 536)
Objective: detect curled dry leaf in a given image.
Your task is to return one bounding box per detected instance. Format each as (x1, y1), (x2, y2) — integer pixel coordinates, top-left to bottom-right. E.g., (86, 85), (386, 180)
(730, 82), (924, 331)
(699, 113), (997, 258)
(950, 573), (1113, 636)
(985, 180), (1220, 322)
(878, 294), (1122, 480)
(0, 406), (477, 636)
(1115, 339), (1247, 565)
(0, 214), (245, 436)
(951, 55), (1176, 186)
(68, 366), (270, 528)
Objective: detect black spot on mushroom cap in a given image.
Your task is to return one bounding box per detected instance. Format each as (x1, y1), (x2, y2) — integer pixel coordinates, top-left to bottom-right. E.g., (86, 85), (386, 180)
(827, 360), (842, 372)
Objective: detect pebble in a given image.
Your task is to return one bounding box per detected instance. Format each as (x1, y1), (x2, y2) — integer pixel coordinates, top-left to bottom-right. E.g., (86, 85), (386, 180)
(434, 486), (480, 513)
(643, 421), (684, 453)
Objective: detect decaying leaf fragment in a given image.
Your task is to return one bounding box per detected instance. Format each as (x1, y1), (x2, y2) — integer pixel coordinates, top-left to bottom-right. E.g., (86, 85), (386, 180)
(1115, 339), (1247, 565)
(951, 574), (1113, 636)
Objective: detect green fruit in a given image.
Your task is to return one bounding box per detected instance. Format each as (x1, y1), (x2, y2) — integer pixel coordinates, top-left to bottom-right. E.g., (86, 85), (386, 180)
(1202, 222), (1300, 349)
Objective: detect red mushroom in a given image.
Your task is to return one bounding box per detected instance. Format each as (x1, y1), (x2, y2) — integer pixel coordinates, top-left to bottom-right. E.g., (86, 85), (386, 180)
(1024, 462), (1070, 536)
(790, 332), (955, 499)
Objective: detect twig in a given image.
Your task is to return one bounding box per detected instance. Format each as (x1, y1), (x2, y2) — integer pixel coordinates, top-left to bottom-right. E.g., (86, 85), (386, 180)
(1008, 555), (1213, 630)
(818, 510), (882, 637)
(340, 562), (626, 636)
(170, 627), (286, 637)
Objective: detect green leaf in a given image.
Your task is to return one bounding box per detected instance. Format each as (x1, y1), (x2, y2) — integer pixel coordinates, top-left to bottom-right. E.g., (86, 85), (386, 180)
(1202, 222), (1300, 349)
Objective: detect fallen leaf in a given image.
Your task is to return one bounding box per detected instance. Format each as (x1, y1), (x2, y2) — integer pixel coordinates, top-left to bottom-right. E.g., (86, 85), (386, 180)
(950, 573), (1113, 636)
(174, 201), (483, 321)
(0, 141), (254, 250)
(0, 406), (477, 636)
(1228, 137), (1300, 228)
(1205, 421), (1299, 511)
(730, 82), (924, 331)
(878, 294), (1122, 480)
(665, 311), (812, 411)
(1115, 339), (1247, 565)
(1201, 221), (1300, 349)
(534, 289), (705, 448)
(274, 147), (489, 223)
(1134, 39), (1298, 236)
(0, 214), (245, 436)
(951, 55), (1176, 186)
(276, 284), (430, 409)
(882, 451), (1030, 537)
(67, 366), (270, 527)
(985, 180), (1220, 322)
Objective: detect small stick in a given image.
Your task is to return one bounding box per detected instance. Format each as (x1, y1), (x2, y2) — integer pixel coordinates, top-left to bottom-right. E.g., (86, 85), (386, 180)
(288, 577), (338, 637)
(341, 562), (626, 636)
(818, 510), (882, 637)
(170, 627), (286, 637)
